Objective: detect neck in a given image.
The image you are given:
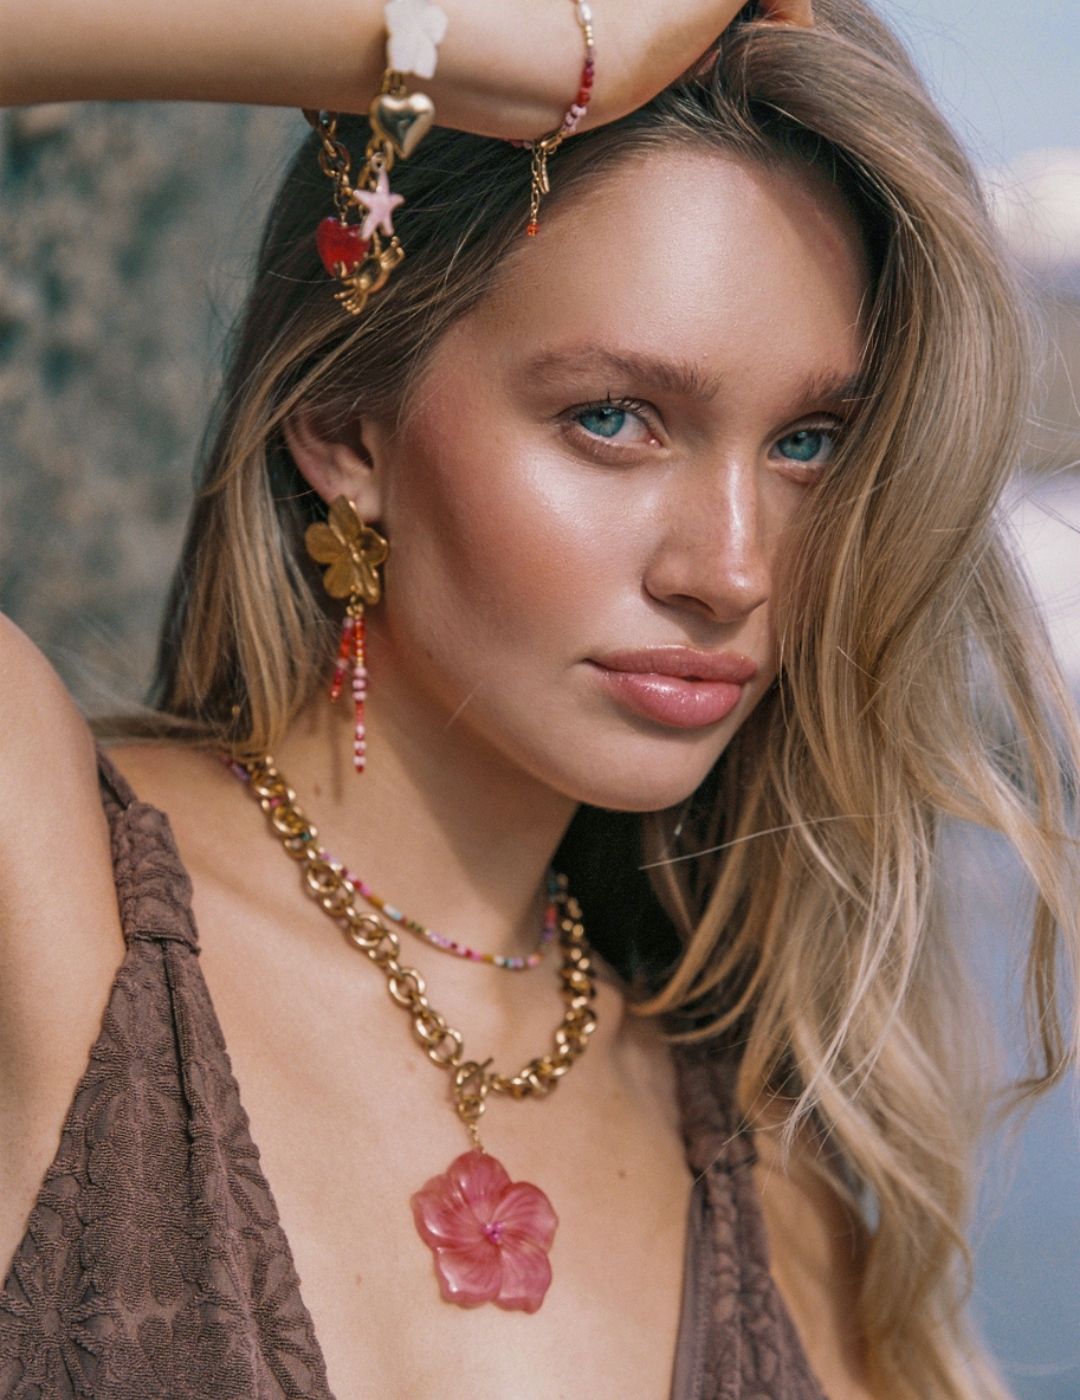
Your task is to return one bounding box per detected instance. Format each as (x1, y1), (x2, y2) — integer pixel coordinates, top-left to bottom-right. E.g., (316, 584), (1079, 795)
(274, 675), (580, 984)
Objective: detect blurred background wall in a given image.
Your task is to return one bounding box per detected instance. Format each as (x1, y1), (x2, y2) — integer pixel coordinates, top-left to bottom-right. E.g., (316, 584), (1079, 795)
(0, 4), (1077, 1394)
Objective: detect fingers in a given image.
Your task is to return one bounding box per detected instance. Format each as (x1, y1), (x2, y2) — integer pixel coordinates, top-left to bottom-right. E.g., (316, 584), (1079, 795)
(756, 0), (814, 27)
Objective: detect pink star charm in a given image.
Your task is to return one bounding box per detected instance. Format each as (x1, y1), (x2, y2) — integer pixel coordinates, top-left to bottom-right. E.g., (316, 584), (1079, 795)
(410, 1149), (558, 1312)
(350, 167), (405, 240)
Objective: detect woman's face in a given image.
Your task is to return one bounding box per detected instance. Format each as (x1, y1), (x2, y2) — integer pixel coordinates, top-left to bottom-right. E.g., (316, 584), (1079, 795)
(358, 144), (869, 812)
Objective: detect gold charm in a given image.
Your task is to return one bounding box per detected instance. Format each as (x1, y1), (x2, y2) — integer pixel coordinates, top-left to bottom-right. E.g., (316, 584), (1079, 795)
(305, 496), (389, 604)
(370, 90), (436, 159)
(331, 240), (406, 317)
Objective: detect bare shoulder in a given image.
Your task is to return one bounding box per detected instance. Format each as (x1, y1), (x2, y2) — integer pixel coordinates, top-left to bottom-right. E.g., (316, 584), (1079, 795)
(0, 613), (117, 954)
(0, 613), (129, 1272)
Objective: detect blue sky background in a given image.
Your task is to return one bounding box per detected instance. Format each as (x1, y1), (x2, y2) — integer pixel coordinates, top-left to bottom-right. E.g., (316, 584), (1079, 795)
(875, 0), (1078, 164)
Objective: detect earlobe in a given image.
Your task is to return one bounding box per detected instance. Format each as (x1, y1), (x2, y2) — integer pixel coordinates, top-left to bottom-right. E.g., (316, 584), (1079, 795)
(282, 405), (385, 521)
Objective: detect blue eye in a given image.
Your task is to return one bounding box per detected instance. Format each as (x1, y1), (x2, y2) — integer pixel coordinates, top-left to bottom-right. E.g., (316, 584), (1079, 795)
(569, 396), (655, 448)
(578, 405), (630, 439)
(774, 426), (837, 465)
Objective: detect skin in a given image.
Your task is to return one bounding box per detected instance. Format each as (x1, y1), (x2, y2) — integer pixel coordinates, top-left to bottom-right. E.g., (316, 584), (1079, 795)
(282, 144), (870, 1392)
(0, 3), (890, 1395)
(0, 0), (811, 132)
(272, 142), (869, 977)
(95, 144), (873, 1396)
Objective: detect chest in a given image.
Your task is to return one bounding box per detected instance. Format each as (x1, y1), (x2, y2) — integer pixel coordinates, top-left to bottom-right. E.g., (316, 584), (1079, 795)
(190, 874), (697, 1400)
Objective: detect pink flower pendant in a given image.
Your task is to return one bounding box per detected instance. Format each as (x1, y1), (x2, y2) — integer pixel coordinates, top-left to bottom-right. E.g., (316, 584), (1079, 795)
(410, 1149), (558, 1312)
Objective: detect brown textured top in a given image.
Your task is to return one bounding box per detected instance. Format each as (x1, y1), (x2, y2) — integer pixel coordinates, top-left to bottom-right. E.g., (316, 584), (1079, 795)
(0, 743), (827, 1399)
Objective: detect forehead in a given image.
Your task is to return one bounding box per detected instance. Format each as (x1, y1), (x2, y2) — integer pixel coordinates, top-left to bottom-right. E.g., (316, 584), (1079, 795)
(455, 144), (870, 399)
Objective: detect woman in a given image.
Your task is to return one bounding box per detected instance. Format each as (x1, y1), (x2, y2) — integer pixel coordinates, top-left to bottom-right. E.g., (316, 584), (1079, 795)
(1, 0), (1077, 1396)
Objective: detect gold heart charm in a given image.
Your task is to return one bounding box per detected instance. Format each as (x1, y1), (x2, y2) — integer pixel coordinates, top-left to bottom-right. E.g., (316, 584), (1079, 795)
(370, 91), (436, 160)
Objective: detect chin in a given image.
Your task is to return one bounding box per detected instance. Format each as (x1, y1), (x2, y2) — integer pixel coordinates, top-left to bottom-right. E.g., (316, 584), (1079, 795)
(551, 742), (726, 815)
(575, 776), (711, 815)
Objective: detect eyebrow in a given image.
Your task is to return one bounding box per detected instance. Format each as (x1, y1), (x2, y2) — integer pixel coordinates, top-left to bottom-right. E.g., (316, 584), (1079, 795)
(515, 343), (869, 411)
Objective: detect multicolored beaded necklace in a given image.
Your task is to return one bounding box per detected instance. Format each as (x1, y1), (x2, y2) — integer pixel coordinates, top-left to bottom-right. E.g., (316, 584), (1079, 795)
(222, 757), (559, 971)
(227, 749), (597, 1313)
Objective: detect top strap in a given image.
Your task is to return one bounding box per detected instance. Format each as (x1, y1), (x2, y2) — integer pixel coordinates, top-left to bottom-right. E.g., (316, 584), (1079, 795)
(94, 740), (201, 954)
(95, 740), (140, 810)
(670, 1037), (759, 1179)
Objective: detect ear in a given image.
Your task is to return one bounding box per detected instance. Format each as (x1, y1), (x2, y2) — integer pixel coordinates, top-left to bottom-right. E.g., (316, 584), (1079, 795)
(282, 404), (387, 522)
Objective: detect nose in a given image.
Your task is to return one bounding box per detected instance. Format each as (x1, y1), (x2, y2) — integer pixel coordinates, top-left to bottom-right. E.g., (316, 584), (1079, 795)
(642, 459), (771, 624)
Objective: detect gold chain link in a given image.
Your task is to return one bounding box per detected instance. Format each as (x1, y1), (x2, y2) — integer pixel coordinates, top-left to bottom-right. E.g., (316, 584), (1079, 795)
(236, 755), (598, 1138)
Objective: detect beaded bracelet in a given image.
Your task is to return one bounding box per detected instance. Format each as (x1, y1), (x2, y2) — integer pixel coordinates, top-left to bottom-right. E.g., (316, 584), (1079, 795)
(511, 0), (597, 236)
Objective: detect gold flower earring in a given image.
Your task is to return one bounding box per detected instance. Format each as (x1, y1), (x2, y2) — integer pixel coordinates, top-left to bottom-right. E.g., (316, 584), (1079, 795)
(305, 495), (389, 773)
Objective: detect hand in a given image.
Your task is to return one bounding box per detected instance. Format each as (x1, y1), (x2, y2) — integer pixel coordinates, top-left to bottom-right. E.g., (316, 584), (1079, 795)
(585, 0), (814, 129)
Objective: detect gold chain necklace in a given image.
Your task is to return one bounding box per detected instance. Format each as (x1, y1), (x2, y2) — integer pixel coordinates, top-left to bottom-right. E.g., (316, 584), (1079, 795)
(231, 752), (598, 1313)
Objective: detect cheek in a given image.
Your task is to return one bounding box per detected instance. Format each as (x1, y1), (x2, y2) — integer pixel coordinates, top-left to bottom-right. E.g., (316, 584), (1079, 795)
(386, 375), (633, 669)
(384, 398), (612, 670)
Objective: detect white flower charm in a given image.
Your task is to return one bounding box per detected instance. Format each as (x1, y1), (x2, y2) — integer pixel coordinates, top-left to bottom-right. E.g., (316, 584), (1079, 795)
(384, 0), (449, 81)
(350, 167), (406, 240)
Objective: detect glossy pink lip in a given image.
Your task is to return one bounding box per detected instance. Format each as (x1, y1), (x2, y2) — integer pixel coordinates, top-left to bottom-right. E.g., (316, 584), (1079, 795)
(588, 648), (759, 730)
(593, 648), (759, 683)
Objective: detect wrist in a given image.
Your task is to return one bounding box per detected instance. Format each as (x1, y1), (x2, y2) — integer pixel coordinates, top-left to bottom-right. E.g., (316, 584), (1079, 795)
(418, 0), (597, 141)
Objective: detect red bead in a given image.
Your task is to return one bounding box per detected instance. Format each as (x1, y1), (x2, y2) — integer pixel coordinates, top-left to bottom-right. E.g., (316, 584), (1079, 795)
(315, 216), (369, 277)
(526, 221), (540, 236)
(576, 88), (590, 105)
(582, 69), (594, 87)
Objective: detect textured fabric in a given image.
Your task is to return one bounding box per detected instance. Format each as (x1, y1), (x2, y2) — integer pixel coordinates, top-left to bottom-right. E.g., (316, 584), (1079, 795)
(0, 743), (827, 1399)
(670, 1044), (829, 1400)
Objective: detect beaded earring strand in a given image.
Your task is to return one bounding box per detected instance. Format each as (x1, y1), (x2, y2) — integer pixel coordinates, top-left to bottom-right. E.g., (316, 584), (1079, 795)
(305, 496), (389, 774)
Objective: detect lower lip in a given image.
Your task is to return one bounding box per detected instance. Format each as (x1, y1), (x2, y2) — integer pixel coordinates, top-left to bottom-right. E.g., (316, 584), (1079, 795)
(590, 666), (748, 729)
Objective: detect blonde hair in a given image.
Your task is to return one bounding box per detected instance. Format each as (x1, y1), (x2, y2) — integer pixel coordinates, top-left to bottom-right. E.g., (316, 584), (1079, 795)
(92, 1), (1080, 1394)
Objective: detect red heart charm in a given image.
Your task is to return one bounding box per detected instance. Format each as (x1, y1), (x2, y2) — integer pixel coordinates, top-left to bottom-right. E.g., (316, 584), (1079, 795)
(315, 217), (369, 276)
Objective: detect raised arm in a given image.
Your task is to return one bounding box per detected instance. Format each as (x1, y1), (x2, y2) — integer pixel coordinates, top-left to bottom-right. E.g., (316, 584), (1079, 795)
(0, 0), (811, 139)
